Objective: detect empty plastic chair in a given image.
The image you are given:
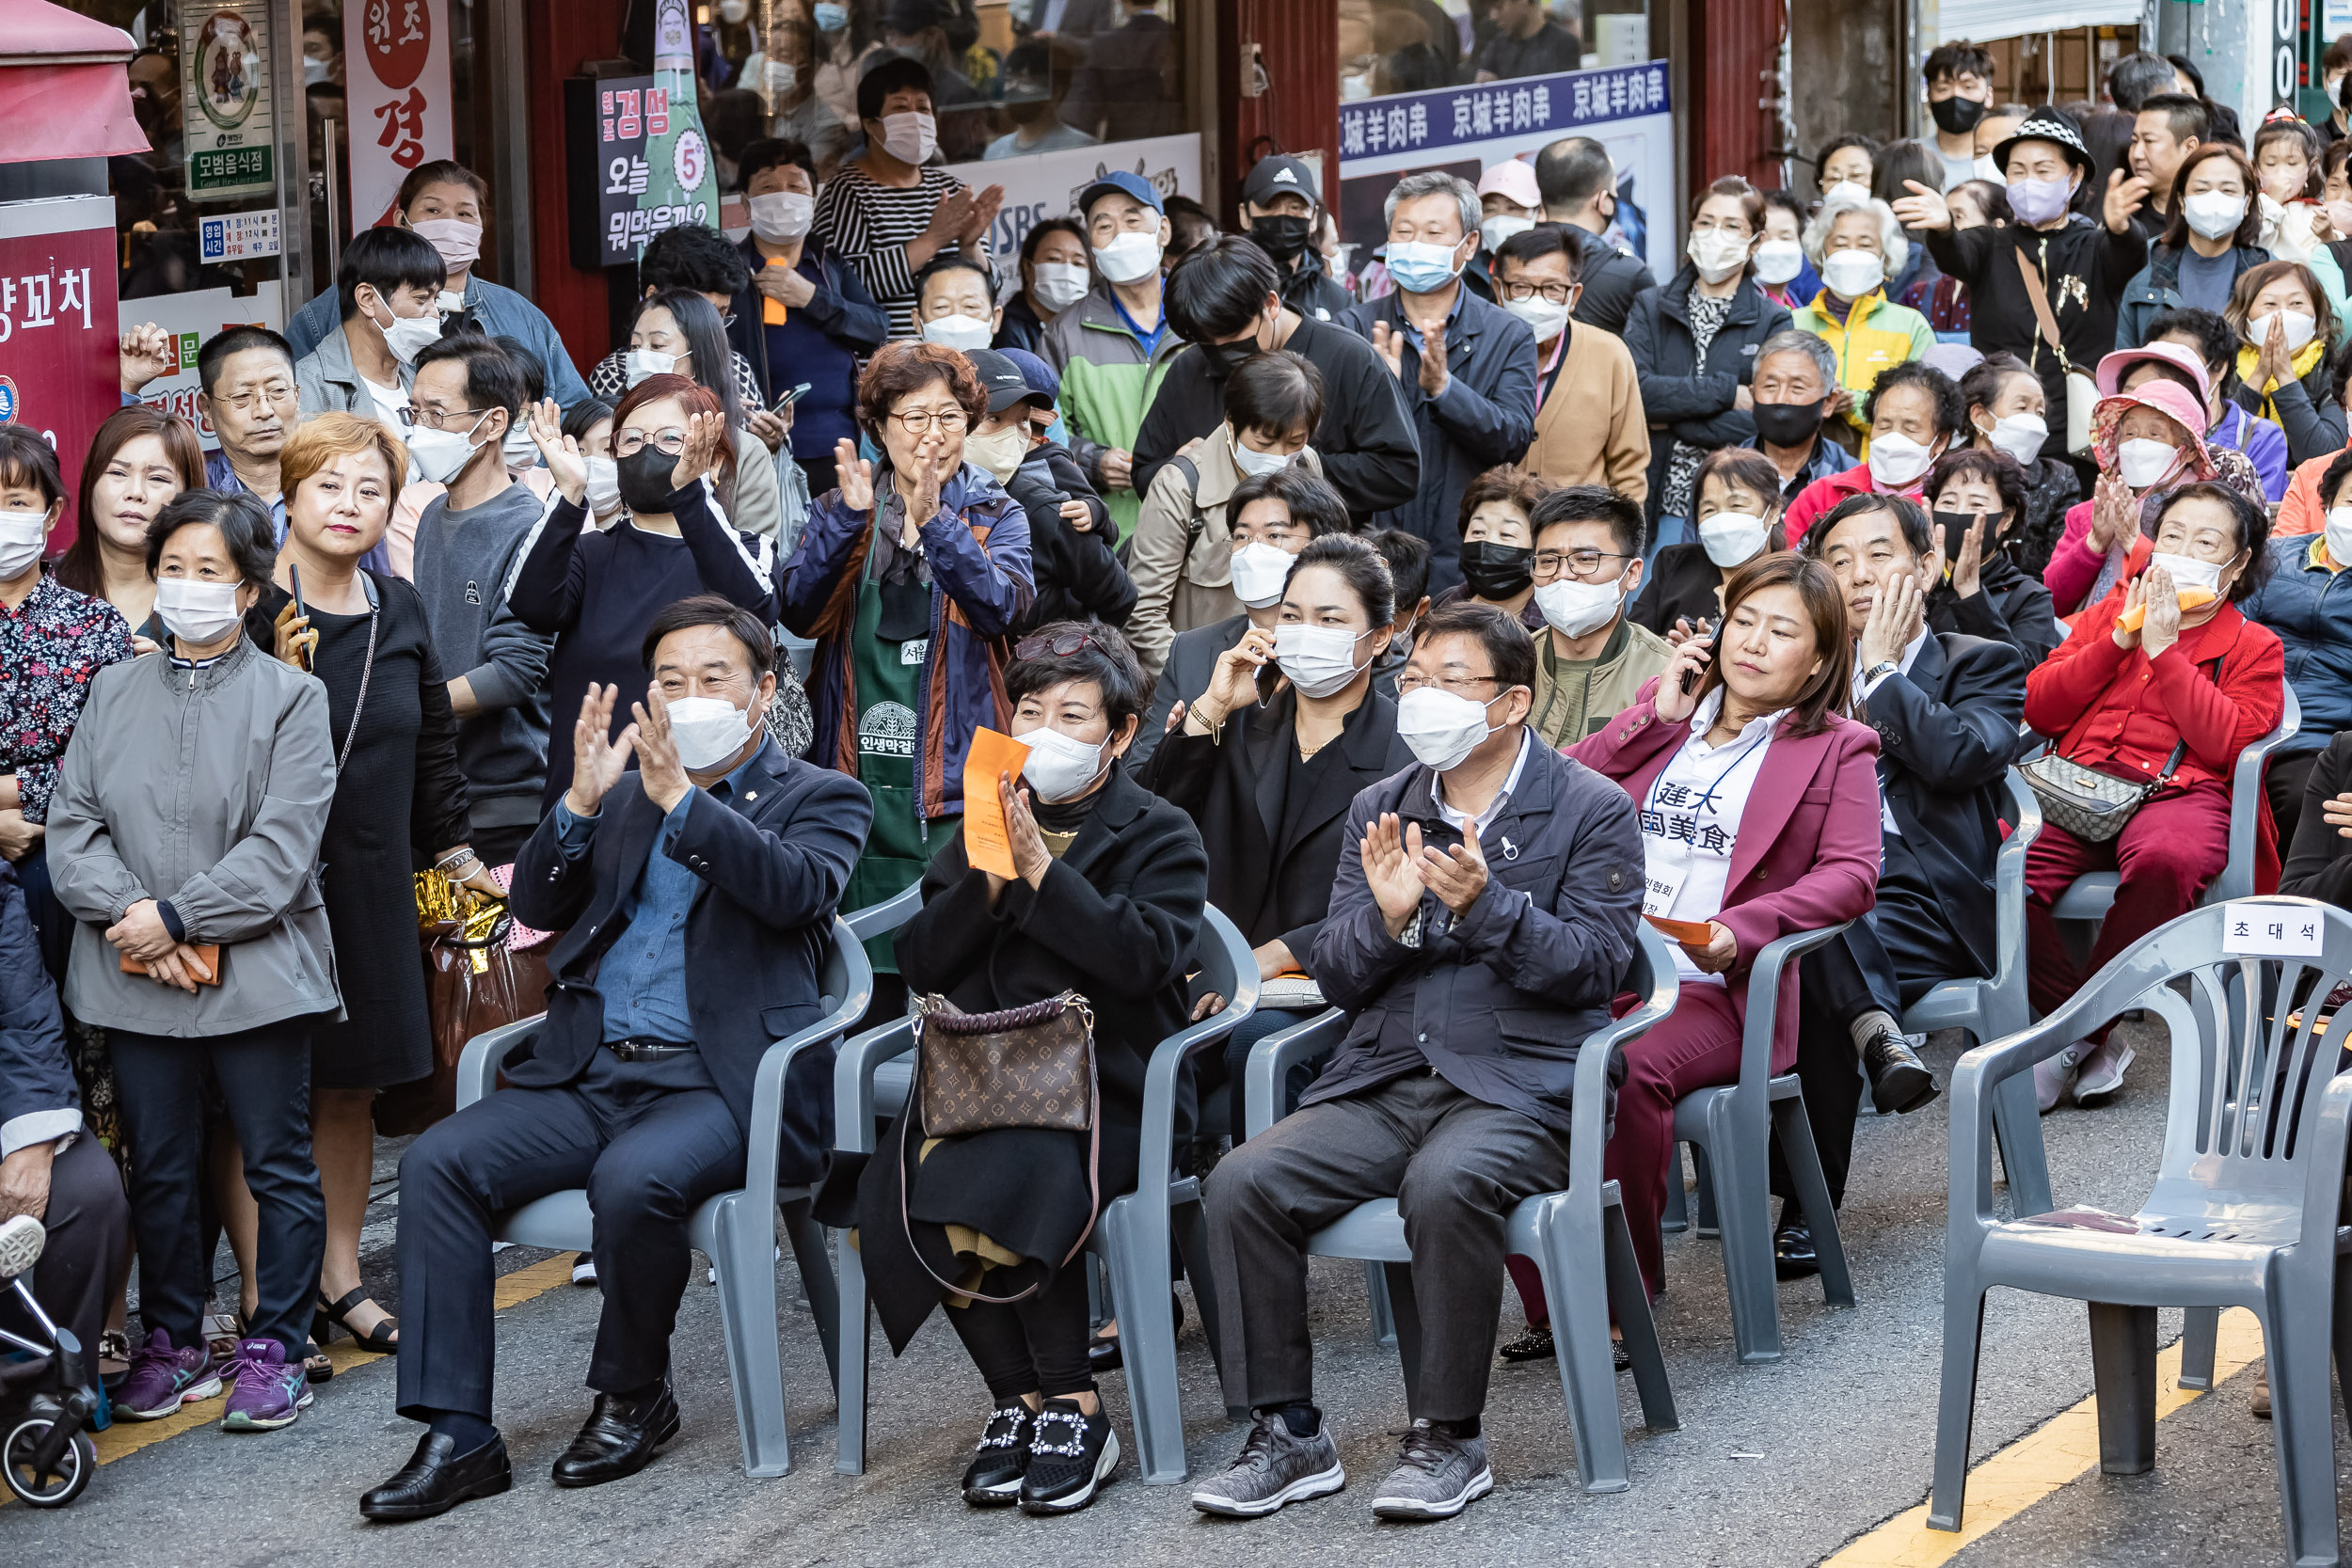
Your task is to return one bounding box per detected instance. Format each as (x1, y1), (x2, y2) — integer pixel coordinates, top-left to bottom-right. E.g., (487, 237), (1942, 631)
(1242, 927), (1682, 1493)
(453, 917), (870, 1478)
(1931, 895), (2352, 1565)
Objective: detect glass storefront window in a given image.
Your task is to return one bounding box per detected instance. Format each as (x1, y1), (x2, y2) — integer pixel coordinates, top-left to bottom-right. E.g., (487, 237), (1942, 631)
(1338, 0), (1653, 102)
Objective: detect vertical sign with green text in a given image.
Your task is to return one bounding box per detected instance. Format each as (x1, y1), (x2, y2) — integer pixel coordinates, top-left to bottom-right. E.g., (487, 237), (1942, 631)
(182, 0), (278, 200)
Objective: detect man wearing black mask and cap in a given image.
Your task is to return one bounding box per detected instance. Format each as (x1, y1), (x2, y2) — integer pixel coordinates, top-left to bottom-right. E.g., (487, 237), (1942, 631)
(1743, 330), (1856, 505)
(1238, 152), (1353, 323)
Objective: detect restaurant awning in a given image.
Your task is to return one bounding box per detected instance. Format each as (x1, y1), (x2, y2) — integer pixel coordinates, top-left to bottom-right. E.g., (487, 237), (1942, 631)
(0, 0), (149, 163)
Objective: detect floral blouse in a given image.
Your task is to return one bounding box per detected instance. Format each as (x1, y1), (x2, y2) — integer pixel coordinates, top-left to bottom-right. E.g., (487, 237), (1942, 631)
(1, 574), (134, 823)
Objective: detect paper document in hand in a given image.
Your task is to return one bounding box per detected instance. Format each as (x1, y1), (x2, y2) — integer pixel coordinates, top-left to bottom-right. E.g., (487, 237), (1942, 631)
(961, 726), (1033, 879)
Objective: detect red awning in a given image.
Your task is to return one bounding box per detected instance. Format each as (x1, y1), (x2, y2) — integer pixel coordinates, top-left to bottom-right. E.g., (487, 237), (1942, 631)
(0, 0), (150, 162)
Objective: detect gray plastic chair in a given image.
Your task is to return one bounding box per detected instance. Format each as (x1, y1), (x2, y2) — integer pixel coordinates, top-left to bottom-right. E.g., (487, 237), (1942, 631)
(1931, 896), (2352, 1564)
(453, 916), (869, 1478)
(833, 901), (1259, 1485)
(1240, 926), (1682, 1493)
(1901, 768), (2054, 1219)
(1654, 924), (1857, 1362)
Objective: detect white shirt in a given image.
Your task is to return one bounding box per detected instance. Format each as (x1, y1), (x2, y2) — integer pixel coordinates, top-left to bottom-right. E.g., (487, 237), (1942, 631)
(1433, 727), (1531, 835)
(1854, 627), (1928, 836)
(359, 372), (410, 436)
(1641, 689), (1784, 987)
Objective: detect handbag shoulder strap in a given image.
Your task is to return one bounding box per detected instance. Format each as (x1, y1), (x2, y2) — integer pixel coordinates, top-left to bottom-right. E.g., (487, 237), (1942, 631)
(2011, 244), (2072, 370)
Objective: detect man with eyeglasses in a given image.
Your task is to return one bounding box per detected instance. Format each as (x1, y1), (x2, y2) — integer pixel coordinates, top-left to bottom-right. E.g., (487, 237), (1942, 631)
(406, 337), (558, 868)
(191, 325), (303, 539)
(1196, 599), (1644, 1523)
(1495, 226), (1651, 505)
(1518, 485), (1673, 747)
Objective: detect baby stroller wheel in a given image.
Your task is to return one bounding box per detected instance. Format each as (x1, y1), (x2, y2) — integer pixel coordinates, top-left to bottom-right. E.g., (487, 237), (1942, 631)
(4, 1414), (95, 1507)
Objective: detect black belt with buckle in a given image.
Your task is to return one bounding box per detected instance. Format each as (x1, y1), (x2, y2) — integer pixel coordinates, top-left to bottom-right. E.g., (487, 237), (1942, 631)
(606, 1038), (693, 1062)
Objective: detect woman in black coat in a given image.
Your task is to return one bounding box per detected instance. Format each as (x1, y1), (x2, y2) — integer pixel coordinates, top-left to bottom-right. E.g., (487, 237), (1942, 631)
(239, 414), (497, 1366)
(835, 619), (1206, 1516)
(1920, 446), (2062, 668)
(1629, 447), (1788, 640)
(2280, 727), (2352, 907)
(1138, 534), (1414, 1135)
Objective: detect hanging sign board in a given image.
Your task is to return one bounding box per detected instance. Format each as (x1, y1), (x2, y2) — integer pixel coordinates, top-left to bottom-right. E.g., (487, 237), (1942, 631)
(346, 0), (455, 230)
(181, 0), (277, 202)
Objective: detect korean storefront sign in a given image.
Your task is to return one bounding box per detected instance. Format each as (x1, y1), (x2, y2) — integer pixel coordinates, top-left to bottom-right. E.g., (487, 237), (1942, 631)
(346, 0), (454, 230)
(0, 198), (123, 551)
(584, 77), (722, 263)
(1335, 62), (1678, 283)
(181, 0), (277, 202)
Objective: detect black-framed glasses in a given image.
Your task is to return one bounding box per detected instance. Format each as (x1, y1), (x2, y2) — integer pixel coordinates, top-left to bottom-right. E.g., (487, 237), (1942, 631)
(1394, 672), (1501, 696)
(1533, 547), (1632, 579)
(1014, 628), (1103, 660)
(1499, 280), (1574, 305)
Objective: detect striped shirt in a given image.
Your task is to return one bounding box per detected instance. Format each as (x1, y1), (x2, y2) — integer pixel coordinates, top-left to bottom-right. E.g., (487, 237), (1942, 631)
(812, 161), (989, 340)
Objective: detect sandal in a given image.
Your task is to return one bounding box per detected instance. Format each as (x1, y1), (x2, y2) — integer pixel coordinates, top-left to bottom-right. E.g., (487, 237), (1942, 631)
(314, 1288), (399, 1355)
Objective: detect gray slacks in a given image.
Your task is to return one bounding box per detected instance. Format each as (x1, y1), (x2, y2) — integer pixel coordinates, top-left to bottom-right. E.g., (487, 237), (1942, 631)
(1202, 1069), (1572, 1424)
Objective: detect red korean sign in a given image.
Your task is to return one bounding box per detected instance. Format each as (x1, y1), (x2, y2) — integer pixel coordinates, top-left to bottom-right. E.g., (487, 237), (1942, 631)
(0, 198), (121, 556)
(345, 0), (453, 230)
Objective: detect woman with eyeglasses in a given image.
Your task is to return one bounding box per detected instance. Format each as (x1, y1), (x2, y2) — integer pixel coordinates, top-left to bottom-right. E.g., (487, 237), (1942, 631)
(511, 374), (785, 815)
(781, 341), (1031, 996)
(612, 288), (786, 541)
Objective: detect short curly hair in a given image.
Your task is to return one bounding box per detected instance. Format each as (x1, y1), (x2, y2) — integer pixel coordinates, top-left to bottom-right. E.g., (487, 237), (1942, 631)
(1864, 359), (1964, 440)
(855, 341), (987, 438)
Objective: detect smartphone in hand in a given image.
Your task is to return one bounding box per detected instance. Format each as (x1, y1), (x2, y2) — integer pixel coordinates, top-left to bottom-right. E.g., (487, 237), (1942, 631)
(1680, 641), (1715, 696)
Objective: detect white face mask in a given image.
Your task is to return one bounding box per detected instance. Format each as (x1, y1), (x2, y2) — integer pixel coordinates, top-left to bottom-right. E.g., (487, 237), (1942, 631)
(1395, 685), (1499, 773)
(1479, 214), (1534, 253)
(2116, 436), (2182, 489)
(1824, 180), (1872, 207)
(1752, 239), (1804, 286)
(748, 190), (814, 243)
(437, 288), (469, 317)
(584, 454), (623, 517)
(765, 59), (797, 97)
(2249, 309), (2318, 355)
(879, 110), (937, 165)
(0, 508), (46, 578)
(1533, 574), (1626, 638)
(375, 302), (442, 365)
(1020, 722), (1111, 802)
(1231, 437), (1294, 479)
(1820, 248), (1886, 300)
(405, 414), (492, 484)
(1275, 622), (1373, 699)
(961, 422), (1028, 483)
(1502, 293), (1570, 342)
(1227, 541), (1295, 608)
(154, 578), (245, 644)
(626, 347), (677, 387)
(1686, 229), (1751, 284)
(1980, 410), (2048, 467)
(1867, 431), (1936, 489)
(410, 217), (483, 269)
(1031, 261), (1090, 310)
(920, 313), (994, 351)
(665, 694), (755, 770)
(1091, 230), (1163, 285)
(1383, 239), (1466, 293)
(2148, 549), (2226, 595)
(503, 424), (539, 469)
(1971, 153), (2002, 182)
(2181, 190), (2249, 241)
(2328, 507), (2352, 567)
(1697, 510), (1771, 568)
(720, 0), (749, 21)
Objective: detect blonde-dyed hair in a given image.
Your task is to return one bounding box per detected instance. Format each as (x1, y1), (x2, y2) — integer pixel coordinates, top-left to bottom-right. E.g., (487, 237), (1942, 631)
(280, 411), (408, 511)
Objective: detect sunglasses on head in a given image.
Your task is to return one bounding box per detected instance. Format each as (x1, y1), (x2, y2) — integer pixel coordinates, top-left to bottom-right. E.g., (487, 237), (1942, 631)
(1014, 628), (1103, 660)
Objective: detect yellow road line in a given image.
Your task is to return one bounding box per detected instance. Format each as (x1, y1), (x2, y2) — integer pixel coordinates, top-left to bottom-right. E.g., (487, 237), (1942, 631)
(1820, 1307), (2267, 1567)
(4, 1253), (579, 1501)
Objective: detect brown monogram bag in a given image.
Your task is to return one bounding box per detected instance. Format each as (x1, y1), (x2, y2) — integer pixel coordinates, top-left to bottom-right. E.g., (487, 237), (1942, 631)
(900, 990), (1100, 1303)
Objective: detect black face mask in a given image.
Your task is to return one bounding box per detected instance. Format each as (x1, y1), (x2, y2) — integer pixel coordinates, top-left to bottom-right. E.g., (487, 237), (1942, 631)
(616, 446), (679, 515)
(1458, 541), (1534, 600)
(1198, 335), (1261, 379)
(1930, 94), (1987, 136)
(1751, 399), (1826, 449)
(1931, 508), (2008, 561)
(1250, 214), (1312, 262)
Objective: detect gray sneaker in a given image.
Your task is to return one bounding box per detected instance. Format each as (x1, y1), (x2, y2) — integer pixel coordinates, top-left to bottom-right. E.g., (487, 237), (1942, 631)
(1189, 1415), (1345, 1517)
(1370, 1418), (1494, 1521)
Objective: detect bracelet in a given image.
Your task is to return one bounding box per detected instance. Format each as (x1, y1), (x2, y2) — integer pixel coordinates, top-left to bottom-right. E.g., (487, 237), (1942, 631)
(436, 849), (481, 874)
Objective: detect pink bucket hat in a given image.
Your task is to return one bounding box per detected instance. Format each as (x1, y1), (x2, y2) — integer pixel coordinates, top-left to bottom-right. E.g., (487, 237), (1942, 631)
(1476, 158), (1541, 210)
(2089, 380), (2217, 483)
(2094, 341), (2213, 403)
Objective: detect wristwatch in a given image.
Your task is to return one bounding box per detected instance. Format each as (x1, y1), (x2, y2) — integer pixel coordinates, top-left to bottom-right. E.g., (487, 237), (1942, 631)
(1864, 660), (1901, 686)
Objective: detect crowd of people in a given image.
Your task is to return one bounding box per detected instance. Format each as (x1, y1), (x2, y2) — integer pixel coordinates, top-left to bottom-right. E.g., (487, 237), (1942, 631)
(6, 32), (2350, 1531)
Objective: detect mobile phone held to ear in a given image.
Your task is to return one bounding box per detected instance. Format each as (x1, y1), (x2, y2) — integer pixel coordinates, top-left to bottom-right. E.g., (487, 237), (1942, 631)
(1680, 641), (1715, 696)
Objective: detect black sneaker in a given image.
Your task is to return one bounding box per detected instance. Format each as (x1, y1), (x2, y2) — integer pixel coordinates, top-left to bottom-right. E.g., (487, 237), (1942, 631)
(960, 1402), (1033, 1507)
(1496, 1325), (1553, 1363)
(1017, 1399), (1119, 1514)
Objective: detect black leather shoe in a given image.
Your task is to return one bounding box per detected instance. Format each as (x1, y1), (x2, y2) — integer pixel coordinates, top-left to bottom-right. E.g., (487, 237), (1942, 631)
(550, 1384), (680, 1488)
(360, 1430), (513, 1521)
(1773, 1221), (1820, 1280)
(1862, 1029), (1939, 1115)
(961, 1402), (1033, 1506)
(1087, 1293), (1184, 1375)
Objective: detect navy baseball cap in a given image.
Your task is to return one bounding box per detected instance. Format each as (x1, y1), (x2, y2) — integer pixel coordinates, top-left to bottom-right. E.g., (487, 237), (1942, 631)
(1077, 169), (1165, 220)
(999, 346), (1060, 406)
(1241, 153), (1321, 207)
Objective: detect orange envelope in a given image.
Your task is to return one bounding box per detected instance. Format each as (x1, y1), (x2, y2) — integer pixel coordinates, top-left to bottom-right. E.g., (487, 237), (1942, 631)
(962, 727), (1033, 879)
(1643, 913), (1717, 947)
(2116, 587), (2216, 632)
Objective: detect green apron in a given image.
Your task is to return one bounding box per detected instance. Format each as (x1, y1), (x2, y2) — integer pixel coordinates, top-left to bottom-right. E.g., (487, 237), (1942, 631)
(843, 560), (934, 974)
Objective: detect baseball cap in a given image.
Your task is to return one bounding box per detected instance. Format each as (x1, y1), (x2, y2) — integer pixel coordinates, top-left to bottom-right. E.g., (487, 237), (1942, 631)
(963, 348), (1040, 415)
(998, 346), (1060, 406)
(1242, 153), (1321, 208)
(1078, 169), (1165, 220)
(1475, 159), (1540, 210)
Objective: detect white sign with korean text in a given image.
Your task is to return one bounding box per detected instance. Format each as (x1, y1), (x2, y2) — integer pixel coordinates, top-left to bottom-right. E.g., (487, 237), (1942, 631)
(181, 0), (278, 202)
(944, 133), (1202, 265)
(199, 209), (282, 264)
(2222, 901), (2328, 958)
(346, 0), (454, 230)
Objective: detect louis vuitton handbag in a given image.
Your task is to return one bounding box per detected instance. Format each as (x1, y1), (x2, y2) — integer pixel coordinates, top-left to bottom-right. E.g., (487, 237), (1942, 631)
(899, 991), (1100, 1303)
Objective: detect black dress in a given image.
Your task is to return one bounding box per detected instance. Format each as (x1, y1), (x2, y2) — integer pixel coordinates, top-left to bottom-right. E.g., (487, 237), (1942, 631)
(246, 575), (469, 1090)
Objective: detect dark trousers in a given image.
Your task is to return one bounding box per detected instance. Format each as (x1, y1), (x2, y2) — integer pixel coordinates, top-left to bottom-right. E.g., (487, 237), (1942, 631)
(394, 1050), (746, 1423)
(2267, 748), (2322, 862)
(111, 1021), (323, 1360)
(1204, 1070), (1571, 1424)
(2025, 783), (2232, 1024)
(0, 1134), (131, 1380)
(945, 1263), (1093, 1402)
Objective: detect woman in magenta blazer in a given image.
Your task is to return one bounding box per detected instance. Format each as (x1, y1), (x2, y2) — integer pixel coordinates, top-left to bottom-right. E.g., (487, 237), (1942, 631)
(1564, 553), (1882, 1295)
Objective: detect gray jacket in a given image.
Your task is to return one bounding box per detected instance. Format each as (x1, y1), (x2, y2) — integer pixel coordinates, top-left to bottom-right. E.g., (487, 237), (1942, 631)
(47, 637), (342, 1037)
(294, 323), (411, 419)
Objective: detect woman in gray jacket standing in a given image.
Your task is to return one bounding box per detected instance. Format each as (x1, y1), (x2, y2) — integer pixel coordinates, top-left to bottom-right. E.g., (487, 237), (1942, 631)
(46, 489), (338, 1434)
